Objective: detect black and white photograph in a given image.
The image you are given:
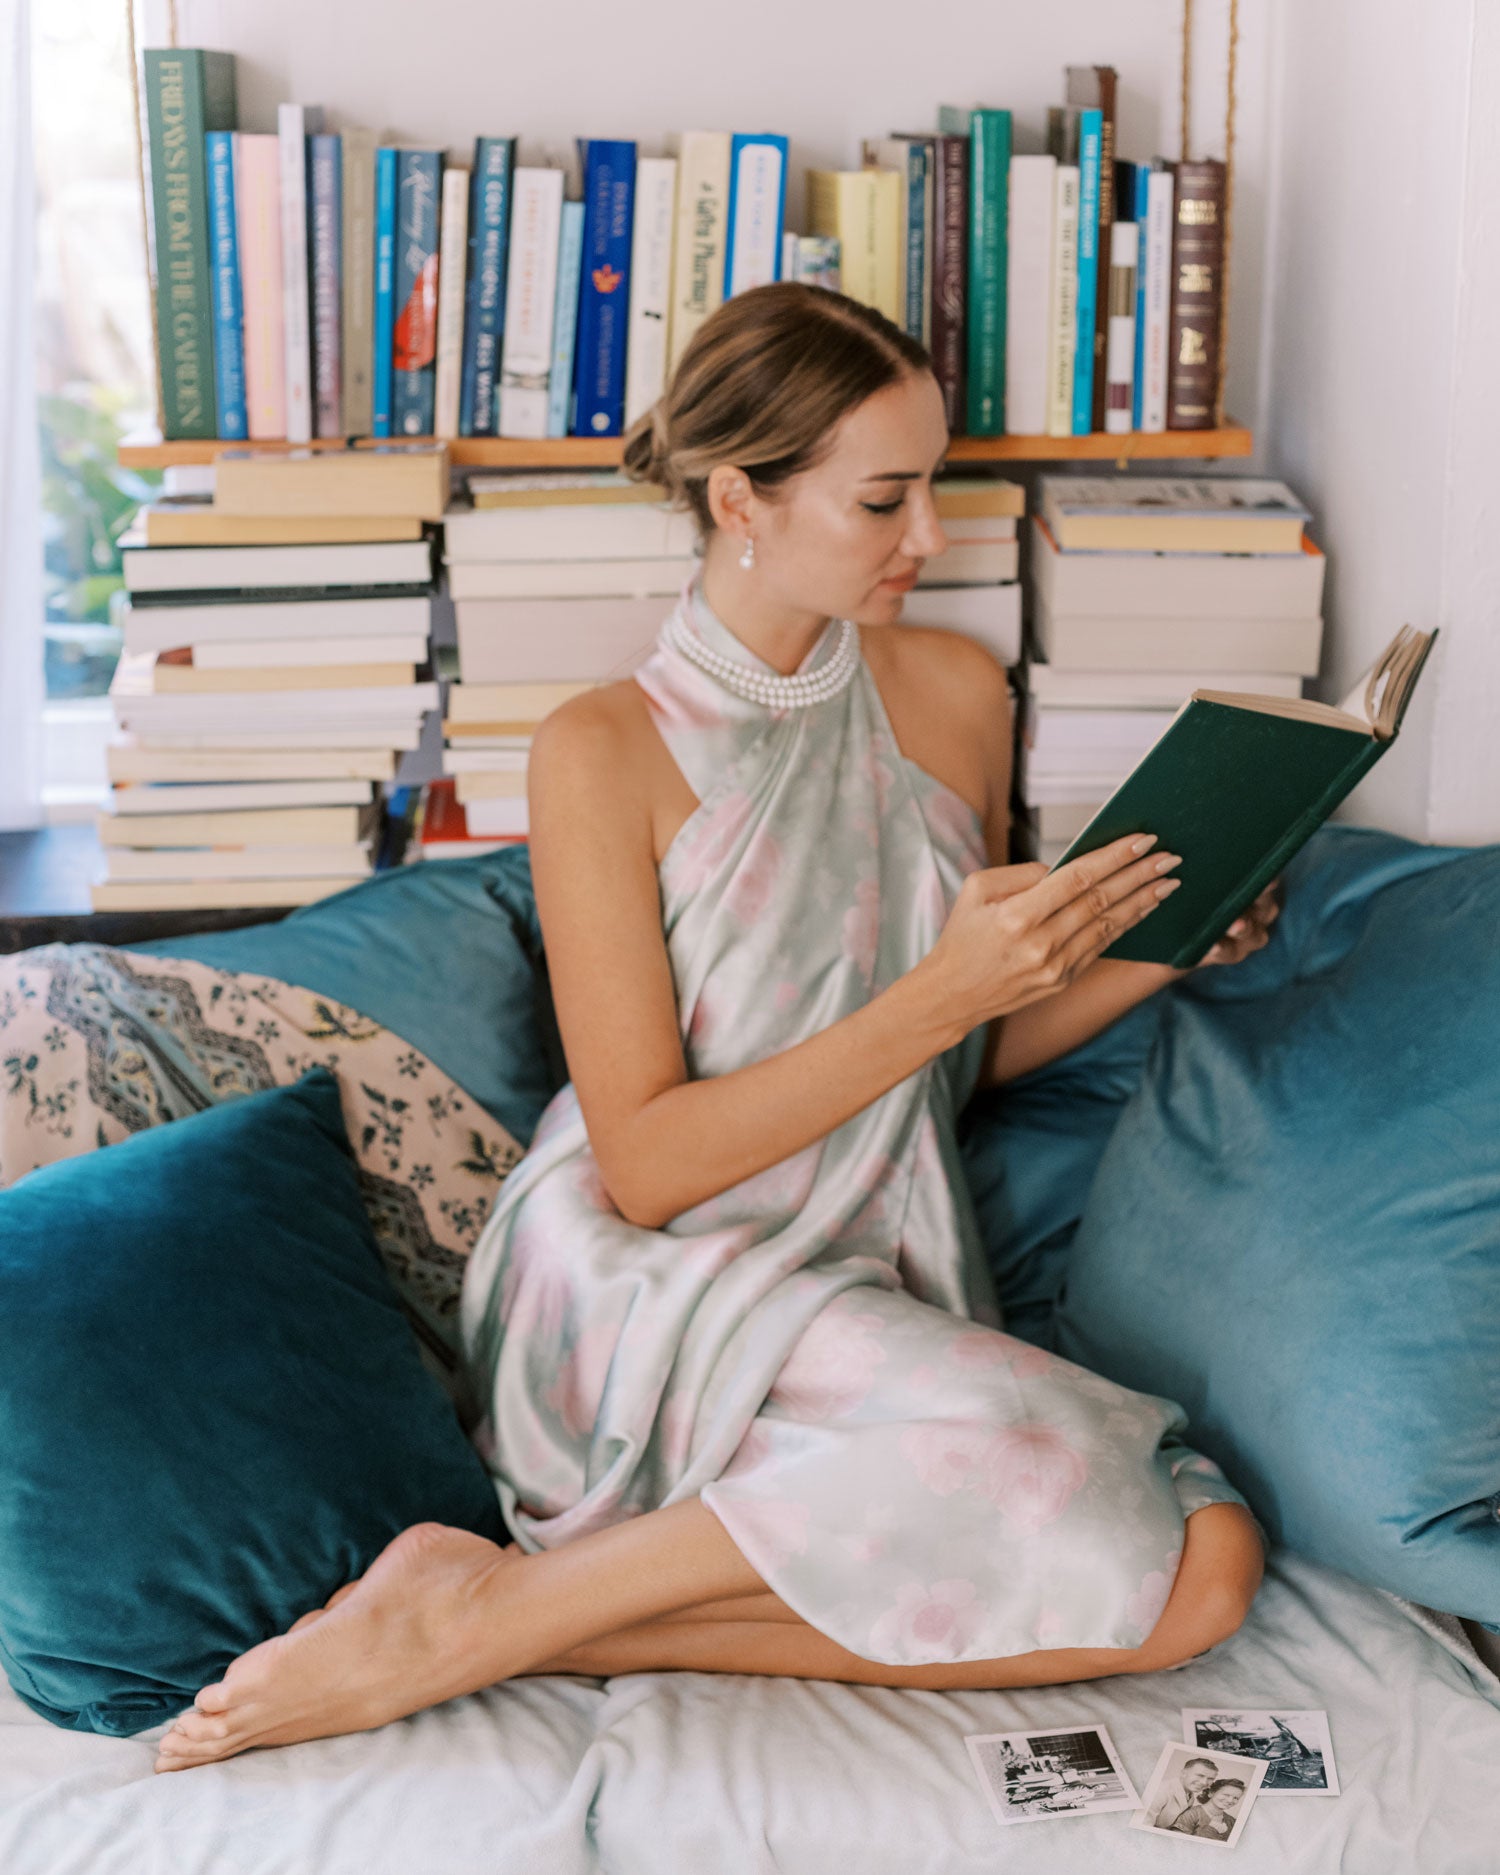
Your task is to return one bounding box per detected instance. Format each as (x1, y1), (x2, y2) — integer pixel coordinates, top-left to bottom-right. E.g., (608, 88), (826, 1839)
(1182, 1708), (1340, 1796)
(1130, 1742), (1268, 1850)
(964, 1725), (1140, 1827)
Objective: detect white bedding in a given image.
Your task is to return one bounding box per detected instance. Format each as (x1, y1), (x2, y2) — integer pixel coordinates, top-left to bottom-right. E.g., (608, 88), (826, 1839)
(2, 1548), (1496, 1875)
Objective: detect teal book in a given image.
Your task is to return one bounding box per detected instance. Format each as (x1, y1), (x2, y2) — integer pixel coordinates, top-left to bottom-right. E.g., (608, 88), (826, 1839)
(1051, 627), (1439, 967)
(939, 105), (1010, 435)
(143, 49), (237, 439)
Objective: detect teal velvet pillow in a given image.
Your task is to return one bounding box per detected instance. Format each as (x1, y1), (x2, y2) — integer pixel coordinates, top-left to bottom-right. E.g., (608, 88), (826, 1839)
(130, 849), (565, 1147)
(0, 1069), (507, 1736)
(1053, 829), (1500, 1622)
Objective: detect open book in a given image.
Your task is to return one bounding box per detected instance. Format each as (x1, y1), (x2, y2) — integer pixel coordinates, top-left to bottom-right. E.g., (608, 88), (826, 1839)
(1048, 625), (1439, 967)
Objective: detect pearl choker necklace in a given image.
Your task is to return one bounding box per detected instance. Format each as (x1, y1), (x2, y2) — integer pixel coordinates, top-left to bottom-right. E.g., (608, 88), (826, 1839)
(663, 608), (861, 711)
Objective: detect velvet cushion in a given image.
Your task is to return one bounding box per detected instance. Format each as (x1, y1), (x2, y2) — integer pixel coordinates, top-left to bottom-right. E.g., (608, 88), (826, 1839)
(1050, 827), (1500, 1623)
(0, 1069), (507, 1736)
(131, 849), (565, 1148)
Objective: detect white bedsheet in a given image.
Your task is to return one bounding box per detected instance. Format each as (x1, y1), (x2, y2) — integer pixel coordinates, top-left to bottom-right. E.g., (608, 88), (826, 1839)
(2, 1548), (1496, 1875)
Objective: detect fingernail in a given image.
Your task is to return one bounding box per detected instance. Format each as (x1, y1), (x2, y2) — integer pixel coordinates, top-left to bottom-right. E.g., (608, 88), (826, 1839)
(1154, 854), (1182, 874)
(1131, 835), (1158, 855)
(1155, 880), (1182, 899)
(1229, 920), (1245, 935)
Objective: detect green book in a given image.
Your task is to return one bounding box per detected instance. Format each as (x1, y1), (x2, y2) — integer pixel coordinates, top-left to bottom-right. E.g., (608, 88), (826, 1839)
(939, 104), (1010, 435)
(143, 48), (237, 439)
(1050, 626), (1439, 967)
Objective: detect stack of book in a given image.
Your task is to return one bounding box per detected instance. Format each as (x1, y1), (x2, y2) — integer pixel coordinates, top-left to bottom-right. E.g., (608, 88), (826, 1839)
(144, 47), (1226, 447)
(98, 447), (444, 910)
(1017, 477), (1327, 865)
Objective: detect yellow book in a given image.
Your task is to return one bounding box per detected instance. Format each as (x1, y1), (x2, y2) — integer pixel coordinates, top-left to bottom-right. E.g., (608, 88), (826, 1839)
(213, 444), (450, 520)
(466, 472), (668, 510)
(445, 680), (592, 723)
(98, 804), (372, 847)
(932, 477), (1027, 519)
(151, 659), (416, 694)
(141, 505), (424, 546)
(805, 168), (902, 323)
(90, 876), (362, 912)
(454, 771), (528, 803)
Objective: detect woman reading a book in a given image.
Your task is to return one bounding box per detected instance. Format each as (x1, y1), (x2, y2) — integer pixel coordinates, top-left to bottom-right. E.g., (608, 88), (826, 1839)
(157, 284), (1274, 1772)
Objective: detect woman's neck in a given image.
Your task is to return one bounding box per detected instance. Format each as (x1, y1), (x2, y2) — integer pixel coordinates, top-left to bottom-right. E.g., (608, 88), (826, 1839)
(698, 534), (832, 676)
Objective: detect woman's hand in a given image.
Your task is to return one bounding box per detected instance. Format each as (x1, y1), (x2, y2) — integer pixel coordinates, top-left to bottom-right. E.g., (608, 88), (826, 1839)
(919, 832), (1184, 1033)
(1192, 877), (1283, 967)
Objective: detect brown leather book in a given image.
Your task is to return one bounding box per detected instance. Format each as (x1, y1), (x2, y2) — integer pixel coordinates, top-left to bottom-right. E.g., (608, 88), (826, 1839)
(929, 133), (968, 430)
(1166, 159), (1227, 430)
(1065, 65), (1118, 430)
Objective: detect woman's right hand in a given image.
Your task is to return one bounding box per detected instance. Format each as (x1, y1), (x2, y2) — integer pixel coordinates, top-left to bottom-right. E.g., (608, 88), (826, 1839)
(920, 833), (1183, 1030)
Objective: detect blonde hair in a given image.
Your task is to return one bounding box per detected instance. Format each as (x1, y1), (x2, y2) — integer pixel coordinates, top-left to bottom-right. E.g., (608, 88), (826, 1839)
(621, 282), (933, 536)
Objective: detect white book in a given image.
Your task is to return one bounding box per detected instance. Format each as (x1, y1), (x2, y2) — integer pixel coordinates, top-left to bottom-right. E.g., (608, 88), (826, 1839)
(1029, 706), (1176, 754)
(723, 137), (785, 296)
(1045, 164), (1079, 437)
(1025, 665), (1303, 707)
(122, 595), (432, 655)
(1021, 772), (1131, 808)
(498, 169), (566, 439)
(624, 157), (679, 429)
(193, 634), (428, 669)
(108, 779), (376, 814)
(916, 542), (1018, 584)
(1003, 156), (1055, 435)
(935, 516), (1017, 542)
(91, 876), (364, 912)
(444, 502), (696, 562)
(462, 796), (531, 838)
(449, 557), (692, 601)
(127, 725), (423, 751)
(443, 747), (530, 773)
(110, 655), (438, 725)
(1037, 799), (1105, 841)
(277, 104), (323, 445)
(433, 165), (471, 440)
(107, 742), (396, 784)
(1141, 167), (1175, 433)
(105, 842), (373, 883)
(455, 594), (666, 685)
(899, 583), (1022, 666)
(121, 538), (434, 593)
(99, 804), (371, 846)
(455, 771), (527, 803)
(668, 131), (731, 373)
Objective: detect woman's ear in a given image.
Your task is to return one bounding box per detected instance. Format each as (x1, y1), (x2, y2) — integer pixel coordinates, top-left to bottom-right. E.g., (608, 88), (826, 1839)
(706, 463), (754, 544)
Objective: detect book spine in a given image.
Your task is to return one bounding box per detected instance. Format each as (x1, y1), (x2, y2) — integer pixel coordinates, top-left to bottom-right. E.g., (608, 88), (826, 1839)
(277, 103), (315, 444)
(143, 50), (223, 439)
(874, 170), (903, 323)
(1140, 167), (1175, 433)
(545, 199), (586, 438)
(459, 136), (515, 436)
(309, 133), (342, 438)
(1066, 65), (1117, 429)
(433, 164), (471, 440)
(668, 131), (730, 374)
(1003, 154), (1055, 436)
(930, 134), (968, 432)
(1103, 219), (1138, 436)
(371, 148), (397, 437)
(908, 144), (931, 343)
(963, 111), (1009, 434)
(392, 150), (442, 436)
(1129, 163), (1150, 429)
(340, 127), (376, 435)
(499, 168), (565, 439)
(1045, 165), (1079, 436)
(572, 139), (636, 436)
(205, 130), (247, 439)
(724, 133), (788, 295)
(1166, 159), (1227, 430)
(624, 156), (679, 429)
(1070, 109), (1102, 434)
(234, 135), (285, 439)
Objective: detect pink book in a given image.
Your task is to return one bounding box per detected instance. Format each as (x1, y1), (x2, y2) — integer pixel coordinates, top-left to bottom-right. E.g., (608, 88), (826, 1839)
(235, 134), (287, 440)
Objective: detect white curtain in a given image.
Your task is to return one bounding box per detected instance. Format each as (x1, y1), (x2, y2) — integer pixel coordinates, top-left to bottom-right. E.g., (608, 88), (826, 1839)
(0, 0), (43, 831)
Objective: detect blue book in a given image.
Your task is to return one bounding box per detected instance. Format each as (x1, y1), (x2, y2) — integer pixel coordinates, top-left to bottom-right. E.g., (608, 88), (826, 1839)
(723, 132), (789, 294)
(308, 133), (343, 437)
(546, 199), (586, 439)
(204, 130), (247, 439)
(572, 139), (636, 436)
(1130, 162), (1153, 430)
(372, 146), (397, 437)
(459, 136), (516, 436)
(393, 150), (442, 436)
(1070, 108), (1103, 434)
(902, 142), (929, 339)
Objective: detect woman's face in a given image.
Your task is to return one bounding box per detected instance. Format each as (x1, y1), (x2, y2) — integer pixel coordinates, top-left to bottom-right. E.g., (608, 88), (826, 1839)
(1210, 1786), (1242, 1817)
(717, 369), (952, 627)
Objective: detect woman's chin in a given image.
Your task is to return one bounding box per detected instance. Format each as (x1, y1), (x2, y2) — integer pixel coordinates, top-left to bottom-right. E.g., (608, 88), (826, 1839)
(854, 586), (913, 624)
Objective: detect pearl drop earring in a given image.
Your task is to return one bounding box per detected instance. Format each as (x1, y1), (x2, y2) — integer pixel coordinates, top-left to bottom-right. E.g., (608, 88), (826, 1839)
(738, 535), (755, 571)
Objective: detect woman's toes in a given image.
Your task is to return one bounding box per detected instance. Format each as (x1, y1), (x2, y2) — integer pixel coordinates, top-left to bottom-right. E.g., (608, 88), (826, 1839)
(194, 1680), (232, 1715)
(169, 1710), (230, 1744)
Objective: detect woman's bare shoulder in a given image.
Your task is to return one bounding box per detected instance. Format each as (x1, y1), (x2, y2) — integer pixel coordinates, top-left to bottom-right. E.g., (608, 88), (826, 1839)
(862, 620), (1011, 712)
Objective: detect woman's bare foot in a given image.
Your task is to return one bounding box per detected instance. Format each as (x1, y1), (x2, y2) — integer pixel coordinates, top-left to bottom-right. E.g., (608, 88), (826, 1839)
(154, 1524), (516, 1772)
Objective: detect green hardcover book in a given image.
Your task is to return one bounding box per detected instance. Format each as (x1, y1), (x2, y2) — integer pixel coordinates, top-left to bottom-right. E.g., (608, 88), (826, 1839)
(939, 104), (1010, 435)
(143, 48), (237, 439)
(1051, 626), (1439, 967)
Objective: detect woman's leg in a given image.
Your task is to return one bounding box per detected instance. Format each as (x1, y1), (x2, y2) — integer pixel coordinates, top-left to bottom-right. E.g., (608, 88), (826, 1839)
(156, 1500), (1260, 1771)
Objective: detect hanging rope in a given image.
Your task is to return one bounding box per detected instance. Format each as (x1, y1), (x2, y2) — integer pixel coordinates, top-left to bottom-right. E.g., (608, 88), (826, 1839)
(124, 0), (162, 434)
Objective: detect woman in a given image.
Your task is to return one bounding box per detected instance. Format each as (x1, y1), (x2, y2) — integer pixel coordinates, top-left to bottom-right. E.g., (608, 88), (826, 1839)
(1172, 1777), (1247, 1840)
(156, 283), (1270, 1772)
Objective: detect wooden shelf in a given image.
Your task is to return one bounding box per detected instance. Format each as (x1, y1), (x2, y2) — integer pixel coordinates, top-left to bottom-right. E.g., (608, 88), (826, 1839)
(118, 423), (1253, 471)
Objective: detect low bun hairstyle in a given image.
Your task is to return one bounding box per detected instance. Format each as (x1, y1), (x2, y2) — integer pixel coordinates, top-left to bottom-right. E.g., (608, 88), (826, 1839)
(621, 282), (933, 538)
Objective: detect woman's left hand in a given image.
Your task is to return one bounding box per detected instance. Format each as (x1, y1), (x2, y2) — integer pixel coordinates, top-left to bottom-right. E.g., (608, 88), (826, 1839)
(1193, 877), (1283, 967)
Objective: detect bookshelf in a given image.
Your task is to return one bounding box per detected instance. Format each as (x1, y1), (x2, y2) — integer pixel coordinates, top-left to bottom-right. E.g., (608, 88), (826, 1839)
(118, 423), (1253, 471)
